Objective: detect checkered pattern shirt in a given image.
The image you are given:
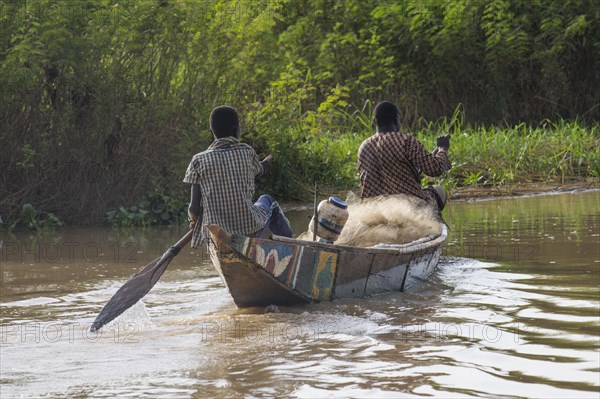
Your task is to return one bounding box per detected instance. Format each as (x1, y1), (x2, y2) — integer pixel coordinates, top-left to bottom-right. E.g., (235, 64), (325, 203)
(358, 132), (450, 203)
(183, 137), (267, 247)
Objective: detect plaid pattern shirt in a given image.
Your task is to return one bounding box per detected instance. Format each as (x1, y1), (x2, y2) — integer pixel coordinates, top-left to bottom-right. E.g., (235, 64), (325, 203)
(183, 137), (267, 247)
(358, 132), (450, 203)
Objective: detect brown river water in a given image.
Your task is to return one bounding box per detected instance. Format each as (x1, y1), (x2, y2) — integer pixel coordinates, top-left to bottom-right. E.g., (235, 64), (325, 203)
(1, 191), (598, 398)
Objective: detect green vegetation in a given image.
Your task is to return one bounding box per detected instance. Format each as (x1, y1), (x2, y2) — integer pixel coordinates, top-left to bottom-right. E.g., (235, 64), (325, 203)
(416, 119), (600, 191)
(257, 111), (600, 199)
(5, 203), (63, 232)
(105, 188), (187, 227)
(1, 0), (598, 228)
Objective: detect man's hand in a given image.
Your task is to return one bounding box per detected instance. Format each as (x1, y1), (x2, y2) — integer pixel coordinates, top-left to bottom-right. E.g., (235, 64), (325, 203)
(436, 133), (451, 152)
(260, 154), (273, 176)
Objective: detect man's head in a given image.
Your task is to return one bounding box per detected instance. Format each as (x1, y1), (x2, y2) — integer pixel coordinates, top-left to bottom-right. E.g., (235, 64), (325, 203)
(210, 106), (240, 139)
(374, 101), (400, 133)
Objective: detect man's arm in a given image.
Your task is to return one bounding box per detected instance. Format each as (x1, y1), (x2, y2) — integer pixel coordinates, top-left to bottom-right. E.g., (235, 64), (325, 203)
(256, 154), (273, 178)
(358, 138), (381, 198)
(407, 136), (451, 177)
(188, 184), (202, 225)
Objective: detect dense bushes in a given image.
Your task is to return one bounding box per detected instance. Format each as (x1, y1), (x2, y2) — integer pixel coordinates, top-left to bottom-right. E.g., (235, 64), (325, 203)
(1, 0), (598, 227)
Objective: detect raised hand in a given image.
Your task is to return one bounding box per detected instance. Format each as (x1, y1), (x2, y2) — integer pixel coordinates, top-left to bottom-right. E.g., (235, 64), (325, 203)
(436, 133), (451, 151)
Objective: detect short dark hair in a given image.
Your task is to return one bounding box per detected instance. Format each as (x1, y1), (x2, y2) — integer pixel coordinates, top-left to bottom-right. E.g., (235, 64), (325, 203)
(374, 101), (400, 128)
(210, 106), (240, 138)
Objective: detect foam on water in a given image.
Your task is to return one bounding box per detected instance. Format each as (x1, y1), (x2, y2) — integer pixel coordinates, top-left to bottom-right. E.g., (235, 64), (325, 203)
(102, 300), (156, 331)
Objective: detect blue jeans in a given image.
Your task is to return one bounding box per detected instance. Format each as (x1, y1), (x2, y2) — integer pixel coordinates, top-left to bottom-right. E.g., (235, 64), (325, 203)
(254, 195), (293, 238)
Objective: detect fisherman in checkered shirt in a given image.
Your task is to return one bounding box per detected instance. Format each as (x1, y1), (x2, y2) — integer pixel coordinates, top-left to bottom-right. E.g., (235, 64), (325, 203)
(184, 106), (293, 248)
(358, 101), (451, 216)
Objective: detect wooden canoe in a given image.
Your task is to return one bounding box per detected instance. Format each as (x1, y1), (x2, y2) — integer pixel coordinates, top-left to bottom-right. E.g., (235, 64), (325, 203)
(206, 223), (448, 308)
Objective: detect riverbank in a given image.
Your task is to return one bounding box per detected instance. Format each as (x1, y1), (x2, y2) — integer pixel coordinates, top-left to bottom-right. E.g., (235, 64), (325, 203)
(449, 180), (600, 201)
(283, 181), (600, 212)
(3, 114), (598, 228)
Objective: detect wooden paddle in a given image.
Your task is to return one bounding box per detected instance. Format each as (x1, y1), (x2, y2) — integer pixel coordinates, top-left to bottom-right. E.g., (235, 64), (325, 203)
(89, 229), (194, 332)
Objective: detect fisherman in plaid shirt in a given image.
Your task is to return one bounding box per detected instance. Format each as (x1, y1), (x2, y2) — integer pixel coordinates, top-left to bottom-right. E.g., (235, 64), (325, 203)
(184, 106), (293, 248)
(358, 101), (451, 215)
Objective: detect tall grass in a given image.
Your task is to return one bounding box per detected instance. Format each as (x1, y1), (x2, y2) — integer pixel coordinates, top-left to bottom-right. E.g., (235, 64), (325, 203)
(258, 114), (600, 201)
(417, 120), (600, 191)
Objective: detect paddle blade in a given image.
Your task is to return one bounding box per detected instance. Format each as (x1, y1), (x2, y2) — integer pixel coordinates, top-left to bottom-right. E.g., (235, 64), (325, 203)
(90, 254), (174, 332)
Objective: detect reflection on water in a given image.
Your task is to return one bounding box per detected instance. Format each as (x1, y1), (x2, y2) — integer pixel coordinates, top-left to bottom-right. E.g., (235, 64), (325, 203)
(1, 191), (599, 398)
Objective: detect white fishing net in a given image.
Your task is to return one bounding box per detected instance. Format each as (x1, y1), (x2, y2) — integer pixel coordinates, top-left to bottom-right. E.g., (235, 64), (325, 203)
(337, 193), (441, 247)
(299, 192), (441, 247)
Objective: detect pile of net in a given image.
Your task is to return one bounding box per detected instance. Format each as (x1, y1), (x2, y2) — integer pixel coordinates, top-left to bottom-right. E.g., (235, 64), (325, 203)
(333, 193), (441, 247)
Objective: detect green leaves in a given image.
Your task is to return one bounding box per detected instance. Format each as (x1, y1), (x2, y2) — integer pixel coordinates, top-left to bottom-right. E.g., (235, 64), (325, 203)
(105, 187), (187, 227)
(16, 204), (63, 232)
(1, 0), (598, 226)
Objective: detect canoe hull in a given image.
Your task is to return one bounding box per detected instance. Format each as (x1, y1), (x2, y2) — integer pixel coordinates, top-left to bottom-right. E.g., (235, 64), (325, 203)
(208, 245), (310, 307)
(207, 224), (447, 308)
